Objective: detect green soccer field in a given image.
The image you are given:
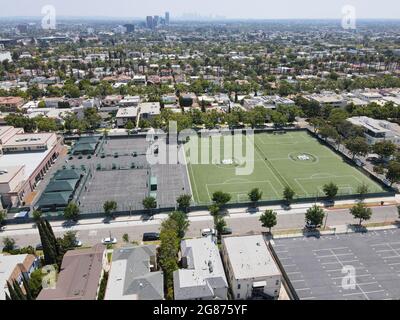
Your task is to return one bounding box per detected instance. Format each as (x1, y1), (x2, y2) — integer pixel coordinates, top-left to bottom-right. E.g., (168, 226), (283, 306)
(184, 131), (386, 205)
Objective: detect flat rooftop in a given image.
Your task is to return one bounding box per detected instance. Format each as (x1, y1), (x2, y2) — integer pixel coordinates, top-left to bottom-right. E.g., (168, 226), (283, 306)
(0, 254), (30, 300)
(348, 116), (400, 135)
(3, 132), (55, 147)
(273, 229), (400, 300)
(223, 235), (281, 280)
(0, 165), (24, 184)
(0, 148), (52, 180)
(116, 107), (139, 118)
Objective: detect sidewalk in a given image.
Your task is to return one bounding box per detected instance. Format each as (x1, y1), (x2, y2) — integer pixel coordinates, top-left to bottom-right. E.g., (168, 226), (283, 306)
(272, 222), (399, 240)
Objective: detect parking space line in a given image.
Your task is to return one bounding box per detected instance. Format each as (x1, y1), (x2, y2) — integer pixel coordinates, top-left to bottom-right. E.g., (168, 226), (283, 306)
(321, 259), (358, 265)
(344, 290), (384, 297)
(316, 253), (353, 258)
(371, 242), (400, 247)
(325, 266), (365, 272)
(313, 247), (348, 252)
(331, 274), (371, 280)
(336, 281), (378, 288)
(287, 272), (302, 275)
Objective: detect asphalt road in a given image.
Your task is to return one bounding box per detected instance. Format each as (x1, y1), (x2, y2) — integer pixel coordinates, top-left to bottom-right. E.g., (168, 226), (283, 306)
(0, 205), (398, 249)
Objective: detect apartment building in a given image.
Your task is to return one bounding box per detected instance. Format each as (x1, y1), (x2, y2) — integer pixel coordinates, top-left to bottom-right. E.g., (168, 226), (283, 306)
(0, 253), (40, 300)
(37, 244), (107, 300)
(174, 237), (228, 300)
(221, 235), (282, 300)
(347, 116), (400, 145)
(116, 107), (139, 127)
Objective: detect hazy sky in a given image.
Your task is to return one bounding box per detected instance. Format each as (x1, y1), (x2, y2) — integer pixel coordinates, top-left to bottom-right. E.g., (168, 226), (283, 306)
(1, 0), (399, 19)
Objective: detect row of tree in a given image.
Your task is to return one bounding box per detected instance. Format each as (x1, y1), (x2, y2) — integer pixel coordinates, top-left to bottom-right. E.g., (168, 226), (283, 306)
(158, 211), (190, 300)
(259, 201), (374, 234)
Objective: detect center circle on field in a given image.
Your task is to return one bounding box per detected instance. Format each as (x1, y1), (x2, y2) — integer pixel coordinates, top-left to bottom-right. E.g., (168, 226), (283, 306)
(288, 152), (318, 164)
(214, 158), (244, 169)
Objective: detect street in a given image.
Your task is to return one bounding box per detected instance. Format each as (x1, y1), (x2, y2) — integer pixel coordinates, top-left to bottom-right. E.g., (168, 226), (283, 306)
(0, 205), (398, 248)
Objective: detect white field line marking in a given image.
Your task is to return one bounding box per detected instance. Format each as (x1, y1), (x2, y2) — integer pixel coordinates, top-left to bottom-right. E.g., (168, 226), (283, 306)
(253, 136), (286, 189)
(181, 144), (194, 199)
(188, 162), (201, 204)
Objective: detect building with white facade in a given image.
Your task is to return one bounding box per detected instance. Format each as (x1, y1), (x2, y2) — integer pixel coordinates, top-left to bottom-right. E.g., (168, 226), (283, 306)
(0, 51), (12, 63)
(243, 95), (295, 110)
(138, 102), (161, 120)
(173, 237), (228, 300)
(347, 116), (400, 145)
(0, 253), (39, 300)
(221, 235), (281, 300)
(116, 107), (139, 127)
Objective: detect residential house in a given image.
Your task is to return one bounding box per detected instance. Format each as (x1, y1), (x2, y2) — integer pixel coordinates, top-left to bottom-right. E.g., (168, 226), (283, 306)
(0, 97), (25, 112)
(105, 245), (164, 300)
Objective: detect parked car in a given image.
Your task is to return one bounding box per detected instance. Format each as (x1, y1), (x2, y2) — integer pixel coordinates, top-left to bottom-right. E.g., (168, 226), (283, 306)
(101, 237), (117, 245)
(220, 227), (232, 235)
(142, 232), (160, 241)
(74, 240), (83, 247)
(305, 221), (320, 230)
(201, 228), (216, 237)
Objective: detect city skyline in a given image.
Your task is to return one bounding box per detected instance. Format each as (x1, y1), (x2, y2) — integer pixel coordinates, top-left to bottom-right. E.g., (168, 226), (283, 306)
(0, 0), (399, 20)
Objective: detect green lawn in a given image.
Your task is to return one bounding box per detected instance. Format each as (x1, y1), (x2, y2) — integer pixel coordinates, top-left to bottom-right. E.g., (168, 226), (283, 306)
(185, 131), (386, 205)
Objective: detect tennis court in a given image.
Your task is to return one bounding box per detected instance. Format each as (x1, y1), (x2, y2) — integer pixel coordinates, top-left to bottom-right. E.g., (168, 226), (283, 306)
(185, 131), (386, 205)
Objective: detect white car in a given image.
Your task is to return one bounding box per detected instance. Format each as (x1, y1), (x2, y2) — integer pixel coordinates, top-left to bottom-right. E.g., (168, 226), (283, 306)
(101, 237), (117, 245)
(74, 240), (83, 247)
(201, 228), (216, 237)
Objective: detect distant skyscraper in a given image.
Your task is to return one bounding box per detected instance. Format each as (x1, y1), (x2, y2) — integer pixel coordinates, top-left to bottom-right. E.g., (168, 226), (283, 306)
(146, 16), (153, 29)
(124, 24), (135, 33)
(165, 12), (170, 25)
(153, 15), (159, 28)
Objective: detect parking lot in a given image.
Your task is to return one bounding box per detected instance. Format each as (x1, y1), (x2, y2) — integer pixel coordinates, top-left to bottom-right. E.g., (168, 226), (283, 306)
(272, 229), (400, 300)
